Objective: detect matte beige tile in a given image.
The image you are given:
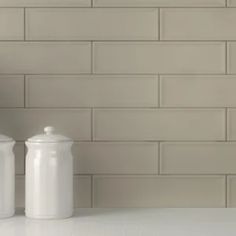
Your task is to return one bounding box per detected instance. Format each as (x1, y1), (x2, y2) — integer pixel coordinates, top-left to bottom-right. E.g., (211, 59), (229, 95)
(26, 75), (158, 108)
(93, 0), (225, 7)
(93, 175), (225, 207)
(161, 8), (236, 40)
(14, 142), (25, 175)
(16, 176), (24, 208)
(73, 142), (158, 174)
(227, 109), (236, 141)
(227, 176), (236, 207)
(0, 42), (91, 74)
(0, 0), (90, 7)
(160, 75), (236, 107)
(0, 76), (24, 108)
(26, 8), (158, 40)
(94, 109), (225, 141)
(161, 142), (236, 174)
(0, 9), (24, 40)
(16, 176), (92, 208)
(0, 109), (91, 141)
(93, 42), (225, 74)
(74, 176), (92, 208)
(227, 42), (236, 74)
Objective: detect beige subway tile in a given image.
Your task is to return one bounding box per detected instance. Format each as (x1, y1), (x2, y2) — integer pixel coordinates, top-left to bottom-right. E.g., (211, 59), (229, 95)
(0, 0), (90, 7)
(93, 0), (225, 7)
(26, 8), (158, 40)
(0, 42), (90, 74)
(14, 142), (24, 175)
(74, 176), (92, 208)
(73, 142), (158, 174)
(16, 176), (92, 208)
(16, 176), (24, 208)
(161, 142), (236, 174)
(228, 0), (236, 7)
(0, 75), (24, 108)
(0, 109), (91, 141)
(26, 75), (158, 108)
(94, 109), (225, 141)
(0, 9), (24, 40)
(161, 8), (236, 40)
(227, 109), (236, 141)
(160, 75), (236, 107)
(227, 42), (236, 74)
(93, 175), (225, 207)
(227, 176), (236, 207)
(93, 42), (225, 74)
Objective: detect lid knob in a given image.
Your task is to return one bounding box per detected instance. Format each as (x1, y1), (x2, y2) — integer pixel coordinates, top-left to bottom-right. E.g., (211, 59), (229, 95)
(44, 126), (55, 135)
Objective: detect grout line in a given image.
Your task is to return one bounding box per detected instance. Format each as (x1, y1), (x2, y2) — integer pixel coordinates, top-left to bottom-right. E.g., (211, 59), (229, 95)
(0, 39), (230, 43)
(91, 175), (94, 208)
(225, 108), (228, 141)
(158, 75), (161, 107)
(0, 6), (230, 8)
(225, 175), (228, 207)
(91, 109), (94, 141)
(91, 41), (93, 73)
(158, 8), (160, 40)
(1, 106), (231, 109)
(157, 142), (161, 174)
(226, 0), (228, 7)
(23, 75), (26, 108)
(225, 41), (228, 74)
(23, 8), (26, 41)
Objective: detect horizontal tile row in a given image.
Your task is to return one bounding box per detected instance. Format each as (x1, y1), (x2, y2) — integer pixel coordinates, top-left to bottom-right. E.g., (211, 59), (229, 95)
(0, 109), (228, 141)
(23, 8), (236, 41)
(16, 175), (91, 208)
(0, 42), (228, 74)
(26, 8), (158, 40)
(7, 8), (236, 40)
(93, 175), (225, 207)
(8, 75), (236, 108)
(15, 175), (236, 208)
(16, 141), (236, 175)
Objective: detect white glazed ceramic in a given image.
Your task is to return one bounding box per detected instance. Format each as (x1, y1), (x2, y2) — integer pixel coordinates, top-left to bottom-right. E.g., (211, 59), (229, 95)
(0, 134), (15, 218)
(25, 127), (74, 219)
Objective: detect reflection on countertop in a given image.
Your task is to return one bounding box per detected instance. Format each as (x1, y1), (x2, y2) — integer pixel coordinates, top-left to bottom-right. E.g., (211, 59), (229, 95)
(1, 208), (236, 236)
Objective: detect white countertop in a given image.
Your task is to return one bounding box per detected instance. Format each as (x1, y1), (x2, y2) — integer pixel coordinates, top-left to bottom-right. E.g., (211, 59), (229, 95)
(1, 208), (236, 236)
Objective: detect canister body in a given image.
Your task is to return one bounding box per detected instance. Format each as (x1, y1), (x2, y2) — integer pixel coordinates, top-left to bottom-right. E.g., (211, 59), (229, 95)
(25, 143), (73, 219)
(0, 142), (15, 218)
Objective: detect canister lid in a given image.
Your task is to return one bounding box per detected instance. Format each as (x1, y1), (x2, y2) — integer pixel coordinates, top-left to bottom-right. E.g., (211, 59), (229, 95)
(27, 126), (73, 143)
(0, 134), (14, 142)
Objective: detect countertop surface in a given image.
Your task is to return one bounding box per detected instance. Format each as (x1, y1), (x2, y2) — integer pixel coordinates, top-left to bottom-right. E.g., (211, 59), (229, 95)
(1, 208), (236, 236)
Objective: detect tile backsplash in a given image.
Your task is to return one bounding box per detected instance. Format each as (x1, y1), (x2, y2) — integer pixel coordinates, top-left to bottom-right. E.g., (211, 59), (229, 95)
(1, 0), (236, 208)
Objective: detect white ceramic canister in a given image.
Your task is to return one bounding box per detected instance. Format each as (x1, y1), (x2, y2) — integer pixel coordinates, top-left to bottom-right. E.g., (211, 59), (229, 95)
(25, 126), (74, 219)
(0, 134), (15, 218)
